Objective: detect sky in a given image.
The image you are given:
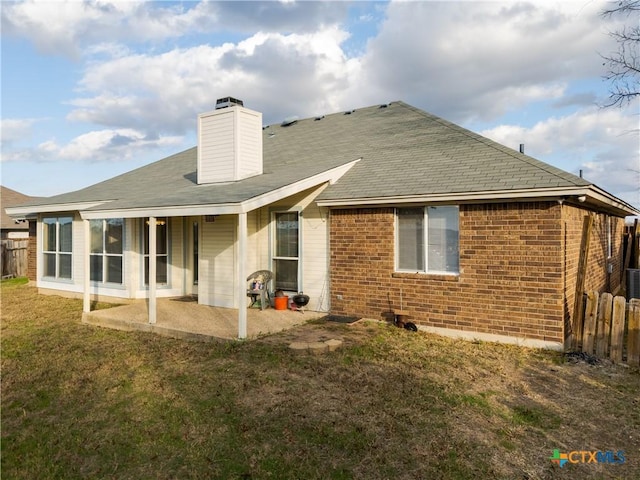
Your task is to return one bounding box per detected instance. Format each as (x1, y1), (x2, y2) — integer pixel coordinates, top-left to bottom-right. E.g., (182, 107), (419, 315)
(1, 0), (639, 211)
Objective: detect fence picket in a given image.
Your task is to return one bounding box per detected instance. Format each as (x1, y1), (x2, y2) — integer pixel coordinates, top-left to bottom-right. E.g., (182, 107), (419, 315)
(1, 240), (28, 278)
(595, 293), (613, 358)
(628, 304), (640, 367)
(582, 291), (599, 354)
(609, 296), (626, 363)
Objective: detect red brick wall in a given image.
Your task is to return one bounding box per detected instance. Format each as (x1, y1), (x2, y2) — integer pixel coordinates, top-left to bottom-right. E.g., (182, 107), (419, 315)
(330, 203), (570, 344)
(329, 202), (628, 345)
(562, 205), (626, 339)
(27, 220), (37, 281)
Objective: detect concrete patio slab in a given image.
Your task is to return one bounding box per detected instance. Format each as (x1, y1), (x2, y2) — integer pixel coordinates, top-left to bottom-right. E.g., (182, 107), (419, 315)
(82, 297), (326, 342)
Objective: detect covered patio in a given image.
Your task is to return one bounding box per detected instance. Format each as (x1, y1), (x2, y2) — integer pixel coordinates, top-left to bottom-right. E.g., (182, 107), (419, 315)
(82, 297), (326, 342)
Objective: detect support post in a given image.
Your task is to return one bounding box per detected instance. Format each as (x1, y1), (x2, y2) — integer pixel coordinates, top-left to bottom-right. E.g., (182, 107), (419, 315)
(83, 219), (91, 313)
(237, 212), (247, 339)
(149, 216), (157, 324)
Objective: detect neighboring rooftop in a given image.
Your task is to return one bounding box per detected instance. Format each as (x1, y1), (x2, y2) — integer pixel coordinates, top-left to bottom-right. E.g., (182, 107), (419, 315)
(1, 186), (38, 230)
(8, 101), (638, 216)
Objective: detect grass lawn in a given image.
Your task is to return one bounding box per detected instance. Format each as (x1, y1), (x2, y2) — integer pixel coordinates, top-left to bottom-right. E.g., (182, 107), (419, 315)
(2, 280), (639, 479)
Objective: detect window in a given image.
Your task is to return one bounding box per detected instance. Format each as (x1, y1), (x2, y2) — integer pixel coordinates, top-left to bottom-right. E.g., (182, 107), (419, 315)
(43, 216), (73, 279)
(143, 218), (168, 285)
(273, 212), (299, 291)
(396, 206), (459, 274)
(90, 219), (123, 284)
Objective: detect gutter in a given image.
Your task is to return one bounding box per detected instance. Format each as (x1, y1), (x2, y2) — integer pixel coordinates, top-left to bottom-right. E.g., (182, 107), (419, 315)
(316, 185), (640, 218)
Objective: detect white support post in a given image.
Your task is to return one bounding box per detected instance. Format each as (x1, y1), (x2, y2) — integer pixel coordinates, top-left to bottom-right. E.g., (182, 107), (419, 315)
(83, 219), (91, 313)
(237, 212), (247, 339)
(149, 216), (157, 324)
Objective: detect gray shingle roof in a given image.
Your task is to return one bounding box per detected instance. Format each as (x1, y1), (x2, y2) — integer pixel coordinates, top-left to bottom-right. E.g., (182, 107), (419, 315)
(15, 101), (598, 213)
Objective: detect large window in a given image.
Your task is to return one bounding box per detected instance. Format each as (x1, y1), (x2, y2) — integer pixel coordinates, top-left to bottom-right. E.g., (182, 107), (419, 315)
(273, 212), (299, 291)
(43, 216), (73, 279)
(90, 219), (123, 284)
(396, 206), (459, 274)
(143, 217), (168, 285)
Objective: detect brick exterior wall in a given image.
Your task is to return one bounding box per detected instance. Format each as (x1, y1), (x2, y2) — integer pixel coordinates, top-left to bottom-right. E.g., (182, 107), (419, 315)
(329, 202), (625, 346)
(561, 204), (625, 340)
(27, 220), (37, 281)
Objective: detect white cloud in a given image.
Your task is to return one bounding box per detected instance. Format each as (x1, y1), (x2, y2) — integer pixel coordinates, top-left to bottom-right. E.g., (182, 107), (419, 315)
(2, 129), (183, 164)
(0, 118), (37, 145)
(66, 28), (357, 132)
(1, 0), (349, 58)
(345, 1), (619, 123)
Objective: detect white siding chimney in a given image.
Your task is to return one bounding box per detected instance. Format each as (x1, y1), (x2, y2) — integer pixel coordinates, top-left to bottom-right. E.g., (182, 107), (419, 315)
(197, 101), (263, 184)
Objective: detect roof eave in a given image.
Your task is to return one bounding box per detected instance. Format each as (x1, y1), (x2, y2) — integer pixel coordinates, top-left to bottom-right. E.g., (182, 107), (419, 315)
(5, 201), (111, 219)
(317, 186), (640, 217)
(79, 159), (360, 219)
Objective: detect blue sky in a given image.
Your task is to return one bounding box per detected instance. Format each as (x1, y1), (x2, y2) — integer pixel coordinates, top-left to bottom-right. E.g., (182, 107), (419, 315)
(1, 0), (639, 210)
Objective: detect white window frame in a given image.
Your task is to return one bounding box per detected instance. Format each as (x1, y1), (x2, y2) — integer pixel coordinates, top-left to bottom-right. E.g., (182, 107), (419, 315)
(395, 206), (460, 275)
(142, 217), (169, 286)
(89, 219), (124, 285)
(271, 210), (301, 292)
(42, 216), (73, 280)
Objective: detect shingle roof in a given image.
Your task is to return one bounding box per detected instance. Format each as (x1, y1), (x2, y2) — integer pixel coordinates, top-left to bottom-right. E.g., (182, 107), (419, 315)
(1, 186), (38, 229)
(314, 101), (590, 201)
(13, 101), (606, 213)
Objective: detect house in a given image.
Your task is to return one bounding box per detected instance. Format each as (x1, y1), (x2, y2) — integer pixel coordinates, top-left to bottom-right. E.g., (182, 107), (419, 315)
(7, 99), (639, 348)
(2, 186), (38, 279)
(1, 186), (35, 240)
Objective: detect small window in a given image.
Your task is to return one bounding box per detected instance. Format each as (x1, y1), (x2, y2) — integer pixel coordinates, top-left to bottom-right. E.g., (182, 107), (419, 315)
(42, 216), (73, 279)
(90, 219), (124, 284)
(396, 206), (459, 274)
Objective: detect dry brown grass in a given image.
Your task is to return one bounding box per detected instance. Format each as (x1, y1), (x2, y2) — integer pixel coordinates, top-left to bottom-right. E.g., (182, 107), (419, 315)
(2, 280), (639, 479)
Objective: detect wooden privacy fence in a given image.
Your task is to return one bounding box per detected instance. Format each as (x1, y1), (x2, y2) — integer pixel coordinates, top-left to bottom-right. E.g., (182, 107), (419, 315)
(1, 239), (28, 279)
(576, 291), (640, 366)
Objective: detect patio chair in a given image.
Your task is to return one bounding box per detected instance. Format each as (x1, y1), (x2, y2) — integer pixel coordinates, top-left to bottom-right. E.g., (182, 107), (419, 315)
(246, 270), (273, 310)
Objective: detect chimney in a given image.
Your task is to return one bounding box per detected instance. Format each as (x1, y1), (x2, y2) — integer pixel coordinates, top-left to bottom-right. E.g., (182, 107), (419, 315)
(197, 97), (263, 184)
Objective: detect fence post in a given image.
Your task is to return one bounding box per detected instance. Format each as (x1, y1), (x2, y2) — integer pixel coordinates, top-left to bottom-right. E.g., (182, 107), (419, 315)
(628, 301), (640, 367)
(609, 296), (626, 363)
(595, 293), (613, 358)
(571, 215), (593, 350)
(582, 291), (599, 354)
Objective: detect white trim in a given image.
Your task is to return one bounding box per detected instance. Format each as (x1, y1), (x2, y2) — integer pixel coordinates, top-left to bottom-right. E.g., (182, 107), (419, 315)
(6, 201), (108, 217)
(237, 212), (248, 339)
(149, 216), (157, 324)
(83, 220), (90, 313)
(317, 185), (640, 216)
(78, 160), (360, 219)
(271, 210), (302, 292)
(419, 325), (564, 351)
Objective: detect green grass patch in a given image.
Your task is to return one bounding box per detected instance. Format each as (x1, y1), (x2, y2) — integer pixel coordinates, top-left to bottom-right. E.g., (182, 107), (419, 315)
(1, 276), (28, 286)
(2, 282), (639, 479)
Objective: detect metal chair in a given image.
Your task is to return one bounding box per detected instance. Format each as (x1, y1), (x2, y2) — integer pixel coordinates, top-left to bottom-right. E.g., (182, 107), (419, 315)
(246, 270), (273, 310)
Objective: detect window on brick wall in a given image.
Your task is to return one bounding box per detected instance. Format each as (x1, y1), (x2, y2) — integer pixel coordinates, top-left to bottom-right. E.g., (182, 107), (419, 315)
(396, 206), (459, 274)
